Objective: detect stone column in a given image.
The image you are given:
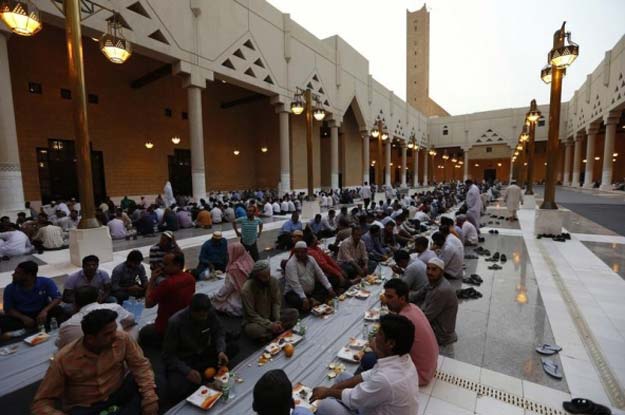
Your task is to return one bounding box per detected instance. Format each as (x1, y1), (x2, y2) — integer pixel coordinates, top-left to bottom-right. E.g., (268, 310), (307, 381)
(400, 144), (407, 188)
(583, 126), (598, 188)
(423, 152), (429, 186)
(600, 114), (620, 191)
(385, 140), (391, 186)
(463, 152), (469, 181)
(562, 140), (572, 186)
(509, 156), (514, 183)
(330, 124), (339, 189)
(187, 85), (207, 200)
(571, 133), (583, 187)
(412, 148), (419, 187)
(362, 132), (370, 185)
(278, 110), (291, 194)
(0, 31), (26, 219)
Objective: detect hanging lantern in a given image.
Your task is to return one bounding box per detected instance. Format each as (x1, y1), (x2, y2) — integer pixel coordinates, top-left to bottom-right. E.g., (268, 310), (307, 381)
(0, 0), (42, 36)
(100, 17), (132, 64)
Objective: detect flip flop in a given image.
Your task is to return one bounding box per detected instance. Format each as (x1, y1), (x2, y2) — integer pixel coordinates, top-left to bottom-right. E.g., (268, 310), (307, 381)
(536, 344), (562, 355)
(478, 237), (485, 243)
(541, 358), (563, 379)
(470, 274), (483, 282)
(462, 277), (481, 286)
(562, 398), (612, 415)
(488, 264), (502, 270)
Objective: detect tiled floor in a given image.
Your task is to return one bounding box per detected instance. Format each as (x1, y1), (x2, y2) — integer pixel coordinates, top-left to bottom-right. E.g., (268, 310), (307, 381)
(582, 241), (625, 280)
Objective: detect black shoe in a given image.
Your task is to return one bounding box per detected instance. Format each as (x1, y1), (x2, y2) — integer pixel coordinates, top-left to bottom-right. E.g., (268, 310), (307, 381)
(500, 254), (507, 262)
(488, 263), (502, 270)
(478, 237), (485, 243)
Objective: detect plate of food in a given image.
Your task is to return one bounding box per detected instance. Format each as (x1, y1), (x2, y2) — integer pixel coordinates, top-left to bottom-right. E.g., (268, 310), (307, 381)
(293, 383), (319, 412)
(327, 362), (346, 379)
(24, 332), (49, 346)
(364, 275), (382, 285)
(265, 342), (282, 355)
(345, 287), (359, 297)
(348, 338), (368, 350)
(364, 308), (380, 321)
(311, 303), (334, 316)
(355, 289), (371, 299)
(186, 385), (222, 410)
(337, 346), (365, 363)
(276, 330), (303, 346)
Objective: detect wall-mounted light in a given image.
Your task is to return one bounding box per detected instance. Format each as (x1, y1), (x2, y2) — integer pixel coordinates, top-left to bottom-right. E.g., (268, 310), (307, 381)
(145, 142), (154, 149)
(497, 163), (502, 167)
(613, 153), (619, 157)
(261, 146), (268, 153)
(594, 156), (600, 161)
(233, 149), (240, 156)
(171, 136), (181, 144)
(582, 159), (587, 163)
(474, 163), (479, 167)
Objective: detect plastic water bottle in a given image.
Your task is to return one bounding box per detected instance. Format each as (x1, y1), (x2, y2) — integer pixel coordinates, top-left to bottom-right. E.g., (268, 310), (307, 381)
(38, 323), (46, 333)
(49, 318), (58, 332)
(362, 321), (369, 340)
(333, 297), (339, 312)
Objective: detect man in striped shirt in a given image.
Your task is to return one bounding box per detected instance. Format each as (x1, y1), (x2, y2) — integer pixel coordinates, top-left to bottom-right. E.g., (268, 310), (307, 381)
(148, 231), (181, 270)
(233, 206), (263, 261)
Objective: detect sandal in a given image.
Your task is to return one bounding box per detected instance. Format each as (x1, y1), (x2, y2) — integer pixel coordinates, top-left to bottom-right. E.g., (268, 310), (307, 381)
(562, 398), (611, 415)
(488, 264), (502, 270)
(500, 254), (507, 262)
(541, 358), (563, 379)
(470, 274), (483, 283)
(536, 343), (562, 356)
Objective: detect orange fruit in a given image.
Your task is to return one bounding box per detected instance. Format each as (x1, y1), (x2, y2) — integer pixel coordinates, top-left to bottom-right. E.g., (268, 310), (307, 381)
(204, 367), (217, 379)
(217, 366), (229, 377)
(284, 343), (295, 358)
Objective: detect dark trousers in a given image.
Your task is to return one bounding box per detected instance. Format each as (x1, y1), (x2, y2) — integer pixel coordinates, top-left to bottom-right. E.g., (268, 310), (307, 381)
(138, 323), (163, 348)
(0, 305), (67, 334)
(69, 375), (143, 415)
(242, 242), (259, 261)
(339, 260), (378, 279)
(363, 198), (371, 210)
(166, 343), (239, 403)
(316, 229), (335, 239)
(284, 281), (331, 313)
(276, 233), (293, 250)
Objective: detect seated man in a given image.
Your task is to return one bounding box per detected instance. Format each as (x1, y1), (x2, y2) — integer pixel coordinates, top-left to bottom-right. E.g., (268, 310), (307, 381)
(140, 252), (195, 347)
(308, 214), (335, 239)
(253, 369), (314, 415)
(0, 225), (32, 258)
(276, 212), (303, 250)
(63, 255), (114, 305)
(361, 224), (389, 262)
(456, 214), (478, 246)
(241, 260), (299, 342)
(111, 250), (148, 303)
(57, 286), (135, 349)
(413, 258), (458, 346)
(134, 208), (157, 236)
(414, 236), (436, 264)
(57, 209), (80, 232)
(312, 314), (419, 415)
(262, 200), (274, 217)
(391, 250), (427, 301)
(176, 208), (194, 229)
(196, 207), (213, 228)
(431, 229), (464, 279)
(304, 234), (352, 291)
(158, 208), (179, 232)
(337, 225), (377, 279)
(163, 294), (235, 403)
(284, 241), (336, 313)
(32, 221), (65, 253)
(149, 231), (181, 270)
(195, 231), (228, 279)
(0, 261), (64, 334)
(360, 279), (438, 386)
(107, 209), (128, 240)
(31, 309), (158, 415)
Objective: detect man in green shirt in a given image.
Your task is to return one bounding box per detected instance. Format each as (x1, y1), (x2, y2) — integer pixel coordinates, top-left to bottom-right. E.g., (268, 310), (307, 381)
(233, 206), (263, 261)
(241, 260), (298, 342)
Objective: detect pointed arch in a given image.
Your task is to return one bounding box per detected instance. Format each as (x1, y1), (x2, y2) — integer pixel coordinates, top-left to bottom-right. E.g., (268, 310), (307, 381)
(345, 95), (368, 130)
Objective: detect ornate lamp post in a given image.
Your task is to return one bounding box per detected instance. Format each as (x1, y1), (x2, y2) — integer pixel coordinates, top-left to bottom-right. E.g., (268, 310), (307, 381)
(541, 21), (579, 209)
(290, 88), (326, 198)
(525, 99), (541, 195)
(370, 119), (389, 186)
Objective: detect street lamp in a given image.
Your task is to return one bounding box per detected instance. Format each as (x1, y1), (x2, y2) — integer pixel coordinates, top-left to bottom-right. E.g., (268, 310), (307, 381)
(525, 99), (541, 195)
(0, 0), (42, 36)
(520, 125), (529, 142)
(371, 119), (390, 185)
(541, 21), (579, 209)
(290, 87), (326, 198)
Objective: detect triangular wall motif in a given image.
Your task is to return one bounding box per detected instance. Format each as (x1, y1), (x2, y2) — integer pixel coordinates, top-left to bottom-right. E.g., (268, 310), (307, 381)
(243, 39), (255, 50)
(233, 49), (245, 60)
(148, 30), (169, 45)
(253, 58), (265, 68)
(244, 67), (256, 78)
(216, 37), (277, 89)
(264, 76), (274, 85)
(222, 59), (235, 70)
(127, 1), (150, 19)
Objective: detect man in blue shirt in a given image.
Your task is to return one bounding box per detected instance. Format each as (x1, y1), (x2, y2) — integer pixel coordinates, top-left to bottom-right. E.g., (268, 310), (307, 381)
(194, 232), (229, 279)
(1, 261), (65, 334)
(253, 369), (313, 415)
(276, 212), (303, 250)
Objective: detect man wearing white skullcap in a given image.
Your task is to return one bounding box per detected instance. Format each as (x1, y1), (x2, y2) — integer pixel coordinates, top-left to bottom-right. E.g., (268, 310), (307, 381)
(284, 241), (336, 313)
(412, 257), (458, 346)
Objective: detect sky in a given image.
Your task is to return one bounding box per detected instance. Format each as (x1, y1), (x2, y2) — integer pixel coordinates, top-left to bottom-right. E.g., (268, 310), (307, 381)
(266, 0), (625, 116)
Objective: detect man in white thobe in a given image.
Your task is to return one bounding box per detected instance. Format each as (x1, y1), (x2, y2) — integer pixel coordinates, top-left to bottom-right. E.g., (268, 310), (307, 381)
(504, 180), (523, 221)
(465, 180), (482, 231)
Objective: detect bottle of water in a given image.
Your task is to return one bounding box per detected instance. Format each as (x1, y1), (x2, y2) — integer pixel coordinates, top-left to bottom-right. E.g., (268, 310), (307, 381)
(333, 296), (339, 311)
(49, 318), (58, 332)
(362, 321), (369, 340)
(38, 323), (46, 333)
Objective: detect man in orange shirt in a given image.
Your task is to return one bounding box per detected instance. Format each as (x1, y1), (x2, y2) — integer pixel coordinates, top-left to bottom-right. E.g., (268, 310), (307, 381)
(32, 309), (158, 415)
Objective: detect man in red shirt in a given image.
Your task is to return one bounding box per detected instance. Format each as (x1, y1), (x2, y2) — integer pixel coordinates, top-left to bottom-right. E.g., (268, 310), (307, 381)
(304, 233), (354, 292)
(359, 278), (439, 386)
(139, 252), (196, 347)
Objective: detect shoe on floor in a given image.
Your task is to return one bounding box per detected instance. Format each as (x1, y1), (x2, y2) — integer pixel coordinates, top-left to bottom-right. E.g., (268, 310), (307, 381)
(500, 254), (507, 262)
(562, 398), (611, 415)
(488, 263), (502, 270)
(541, 358), (563, 379)
(536, 343), (562, 356)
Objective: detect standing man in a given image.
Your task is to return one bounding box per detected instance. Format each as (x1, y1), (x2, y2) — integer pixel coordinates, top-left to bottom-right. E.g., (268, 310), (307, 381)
(1, 261), (64, 333)
(464, 179), (482, 231)
(233, 206), (263, 261)
(111, 250), (148, 304)
(504, 180), (523, 221)
(359, 183), (372, 211)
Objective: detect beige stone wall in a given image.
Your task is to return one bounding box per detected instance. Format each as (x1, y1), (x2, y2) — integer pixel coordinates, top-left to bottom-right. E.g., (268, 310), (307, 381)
(340, 109), (363, 187)
(290, 115), (321, 190)
(467, 144), (513, 160)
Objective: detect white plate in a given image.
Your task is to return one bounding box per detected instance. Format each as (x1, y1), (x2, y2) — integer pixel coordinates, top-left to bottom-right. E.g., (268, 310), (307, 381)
(364, 308), (380, 321)
(312, 304), (334, 316)
(23, 332), (49, 346)
(337, 346), (364, 363)
(355, 290), (371, 299)
(292, 383), (318, 412)
(186, 385), (222, 410)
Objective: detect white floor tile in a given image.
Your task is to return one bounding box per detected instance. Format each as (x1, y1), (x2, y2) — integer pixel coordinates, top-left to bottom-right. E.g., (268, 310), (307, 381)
(424, 396), (474, 415)
(522, 380), (571, 408)
(475, 395), (524, 415)
(441, 357), (481, 382)
(418, 393), (430, 415)
(479, 368), (523, 396)
(431, 380), (477, 412)
(566, 375), (611, 407)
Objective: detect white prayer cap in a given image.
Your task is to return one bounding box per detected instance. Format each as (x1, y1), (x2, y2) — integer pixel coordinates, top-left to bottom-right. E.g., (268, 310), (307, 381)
(428, 257), (445, 270)
(294, 241), (308, 249)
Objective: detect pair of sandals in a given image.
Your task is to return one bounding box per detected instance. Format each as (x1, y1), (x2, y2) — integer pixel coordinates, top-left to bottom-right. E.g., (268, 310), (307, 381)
(462, 274), (483, 286)
(464, 254), (479, 260)
(485, 252), (507, 262)
(563, 398), (612, 414)
(456, 287), (482, 299)
(474, 247), (491, 256)
(536, 343), (563, 379)
(488, 229), (500, 234)
(488, 263), (503, 270)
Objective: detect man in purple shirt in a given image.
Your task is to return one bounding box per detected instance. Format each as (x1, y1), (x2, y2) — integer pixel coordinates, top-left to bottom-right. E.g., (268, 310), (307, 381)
(63, 255), (114, 306)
